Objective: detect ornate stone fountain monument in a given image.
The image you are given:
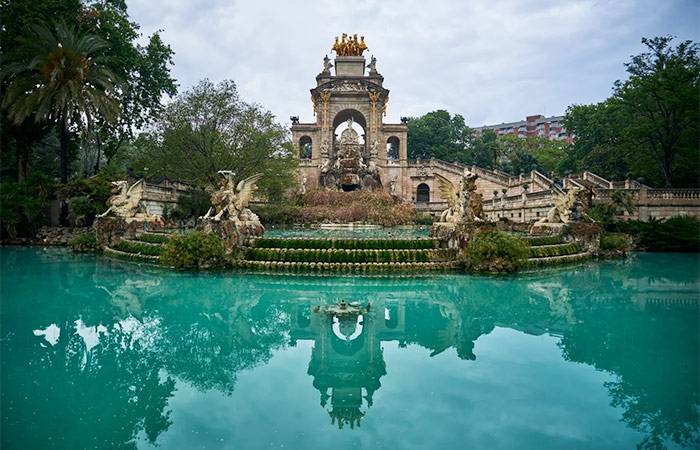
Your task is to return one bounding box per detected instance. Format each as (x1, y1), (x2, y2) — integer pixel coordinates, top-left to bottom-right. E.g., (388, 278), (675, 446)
(291, 34), (408, 193)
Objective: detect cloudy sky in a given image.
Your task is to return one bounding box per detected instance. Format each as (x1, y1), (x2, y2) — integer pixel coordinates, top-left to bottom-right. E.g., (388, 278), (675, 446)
(126, 0), (698, 128)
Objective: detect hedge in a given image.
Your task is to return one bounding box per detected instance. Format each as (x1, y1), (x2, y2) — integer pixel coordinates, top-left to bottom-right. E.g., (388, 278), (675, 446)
(245, 248), (454, 263)
(527, 243), (580, 258)
(252, 237), (434, 250)
(521, 236), (564, 246)
(137, 233), (169, 244)
(115, 240), (163, 256)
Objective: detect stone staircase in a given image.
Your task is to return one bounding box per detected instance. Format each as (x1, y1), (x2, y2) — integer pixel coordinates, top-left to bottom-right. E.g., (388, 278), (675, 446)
(103, 232), (167, 263)
(238, 237), (459, 273)
(523, 235), (591, 267)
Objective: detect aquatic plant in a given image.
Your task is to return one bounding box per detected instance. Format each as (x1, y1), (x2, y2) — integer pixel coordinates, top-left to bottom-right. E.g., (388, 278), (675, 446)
(161, 231), (226, 269)
(464, 230), (529, 273)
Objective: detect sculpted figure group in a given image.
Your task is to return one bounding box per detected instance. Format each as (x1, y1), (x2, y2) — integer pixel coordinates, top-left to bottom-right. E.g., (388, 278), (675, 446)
(202, 171), (262, 222)
(535, 185), (595, 226)
(331, 34), (368, 56)
(434, 169), (484, 223)
(98, 179), (153, 221)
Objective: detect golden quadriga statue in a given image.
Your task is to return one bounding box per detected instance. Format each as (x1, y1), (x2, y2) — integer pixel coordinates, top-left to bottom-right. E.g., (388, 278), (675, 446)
(198, 171), (265, 250)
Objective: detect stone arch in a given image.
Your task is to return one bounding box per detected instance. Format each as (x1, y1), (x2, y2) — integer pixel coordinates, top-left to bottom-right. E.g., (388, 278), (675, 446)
(332, 109), (367, 132)
(387, 136), (400, 160)
(417, 183), (430, 203)
(333, 109), (367, 145)
(299, 136), (312, 160)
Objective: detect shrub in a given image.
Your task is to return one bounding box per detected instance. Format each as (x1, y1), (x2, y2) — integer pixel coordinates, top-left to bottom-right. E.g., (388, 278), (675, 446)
(464, 231), (528, 273)
(161, 231), (227, 269)
(68, 231), (98, 253)
(298, 190), (417, 226)
(616, 216), (699, 252)
(250, 201), (302, 225)
(600, 233), (629, 251)
(177, 187), (212, 218)
(137, 233), (169, 244)
(0, 173), (55, 238)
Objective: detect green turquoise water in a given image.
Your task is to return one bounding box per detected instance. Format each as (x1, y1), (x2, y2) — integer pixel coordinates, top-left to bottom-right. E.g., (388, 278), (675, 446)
(1, 247), (698, 450)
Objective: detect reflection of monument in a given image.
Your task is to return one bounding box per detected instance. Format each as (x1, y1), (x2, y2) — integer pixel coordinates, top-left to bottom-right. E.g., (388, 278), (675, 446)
(290, 297), (405, 429)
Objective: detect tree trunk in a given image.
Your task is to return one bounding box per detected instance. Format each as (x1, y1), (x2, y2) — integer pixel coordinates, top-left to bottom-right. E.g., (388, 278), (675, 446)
(94, 132), (102, 175)
(59, 122), (69, 225)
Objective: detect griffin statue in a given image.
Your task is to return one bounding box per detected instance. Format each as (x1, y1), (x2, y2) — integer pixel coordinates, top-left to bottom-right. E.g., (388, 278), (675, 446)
(535, 186), (595, 225)
(202, 171), (263, 222)
(434, 169), (484, 223)
(97, 179), (151, 220)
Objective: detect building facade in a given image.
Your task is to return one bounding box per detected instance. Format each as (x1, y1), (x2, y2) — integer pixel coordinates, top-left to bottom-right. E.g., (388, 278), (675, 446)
(474, 114), (573, 144)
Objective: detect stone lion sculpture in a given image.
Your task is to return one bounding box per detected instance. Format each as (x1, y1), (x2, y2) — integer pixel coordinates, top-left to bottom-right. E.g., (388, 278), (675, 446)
(434, 169), (484, 223)
(202, 171), (263, 222)
(97, 179), (150, 220)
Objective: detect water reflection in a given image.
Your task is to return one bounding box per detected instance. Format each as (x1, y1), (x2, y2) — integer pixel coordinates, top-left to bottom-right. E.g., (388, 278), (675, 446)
(1, 249), (698, 449)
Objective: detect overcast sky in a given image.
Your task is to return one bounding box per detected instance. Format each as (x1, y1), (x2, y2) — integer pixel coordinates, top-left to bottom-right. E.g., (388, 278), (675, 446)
(126, 0), (698, 128)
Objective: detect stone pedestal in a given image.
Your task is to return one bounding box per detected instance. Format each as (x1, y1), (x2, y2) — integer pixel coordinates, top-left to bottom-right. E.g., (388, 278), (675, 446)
(94, 216), (164, 247)
(429, 221), (495, 249)
(529, 223), (568, 236)
(335, 56), (365, 76)
(197, 217), (264, 254)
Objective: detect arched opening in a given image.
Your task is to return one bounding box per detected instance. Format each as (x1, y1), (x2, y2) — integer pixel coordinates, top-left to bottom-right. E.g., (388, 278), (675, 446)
(417, 183), (430, 203)
(333, 110), (366, 146)
(299, 136), (312, 160)
(387, 136), (399, 161)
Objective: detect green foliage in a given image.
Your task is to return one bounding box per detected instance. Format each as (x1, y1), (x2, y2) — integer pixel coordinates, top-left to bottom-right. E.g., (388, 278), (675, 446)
(58, 176), (113, 224)
(589, 190), (637, 226)
(2, 21), (121, 184)
(68, 231), (98, 252)
(161, 231), (227, 269)
(525, 252), (592, 267)
(130, 79), (297, 198)
(565, 37), (699, 187)
(521, 236), (564, 246)
(136, 233), (169, 244)
(464, 231), (529, 273)
(600, 233), (629, 251)
(527, 243), (581, 258)
(616, 216), (699, 252)
(115, 240), (162, 256)
(250, 201), (302, 225)
(177, 187), (211, 218)
(245, 248), (451, 264)
(407, 110), (475, 164)
(0, 172), (54, 238)
(252, 237), (435, 250)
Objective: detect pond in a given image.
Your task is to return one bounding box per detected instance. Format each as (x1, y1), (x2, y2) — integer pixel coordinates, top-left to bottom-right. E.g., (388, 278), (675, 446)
(1, 247), (698, 450)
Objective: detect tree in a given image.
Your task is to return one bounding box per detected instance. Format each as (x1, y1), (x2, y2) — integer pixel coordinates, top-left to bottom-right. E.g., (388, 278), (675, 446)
(131, 79), (297, 199)
(2, 22), (120, 185)
(407, 110), (474, 164)
(614, 37), (699, 187)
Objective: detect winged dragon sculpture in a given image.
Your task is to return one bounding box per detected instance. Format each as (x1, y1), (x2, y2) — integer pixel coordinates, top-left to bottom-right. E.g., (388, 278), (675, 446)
(202, 171), (263, 222)
(97, 179), (151, 219)
(434, 169), (484, 223)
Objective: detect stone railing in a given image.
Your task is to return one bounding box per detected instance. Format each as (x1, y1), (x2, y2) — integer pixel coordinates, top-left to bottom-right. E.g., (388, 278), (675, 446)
(645, 189), (700, 201)
(582, 171), (612, 188)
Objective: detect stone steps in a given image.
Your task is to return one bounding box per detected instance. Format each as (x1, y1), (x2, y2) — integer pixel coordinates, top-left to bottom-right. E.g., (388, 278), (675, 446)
(234, 260), (461, 273)
(245, 247), (455, 264)
(527, 242), (580, 258)
(251, 237), (437, 250)
(525, 252), (592, 267)
(521, 235), (564, 246)
(103, 247), (160, 263)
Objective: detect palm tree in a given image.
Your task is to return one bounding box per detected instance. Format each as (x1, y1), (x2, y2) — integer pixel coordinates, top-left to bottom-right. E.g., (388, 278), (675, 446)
(2, 21), (121, 186)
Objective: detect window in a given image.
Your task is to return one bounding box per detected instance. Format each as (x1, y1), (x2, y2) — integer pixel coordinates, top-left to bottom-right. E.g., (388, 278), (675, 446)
(387, 137), (400, 160)
(299, 136), (312, 160)
(416, 183), (430, 202)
